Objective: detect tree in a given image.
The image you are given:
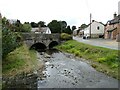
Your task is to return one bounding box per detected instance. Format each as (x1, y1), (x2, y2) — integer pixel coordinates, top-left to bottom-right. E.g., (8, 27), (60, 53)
(72, 26), (76, 31)
(38, 21), (46, 27)
(64, 26), (72, 34)
(80, 24), (88, 29)
(14, 19), (23, 32)
(24, 22), (30, 24)
(21, 23), (31, 32)
(2, 17), (22, 58)
(30, 22), (38, 28)
(47, 20), (61, 33)
(59, 21), (67, 33)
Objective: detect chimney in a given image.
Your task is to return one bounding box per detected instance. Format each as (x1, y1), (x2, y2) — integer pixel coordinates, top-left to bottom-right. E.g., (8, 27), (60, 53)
(118, 1), (120, 15)
(113, 12), (117, 19)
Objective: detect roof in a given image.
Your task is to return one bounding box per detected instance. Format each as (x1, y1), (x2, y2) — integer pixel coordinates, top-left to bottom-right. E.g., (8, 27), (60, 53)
(40, 27), (50, 33)
(31, 28), (39, 32)
(107, 15), (120, 25)
(86, 20), (105, 28)
(31, 27), (51, 33)
(107, 27), (117, 32)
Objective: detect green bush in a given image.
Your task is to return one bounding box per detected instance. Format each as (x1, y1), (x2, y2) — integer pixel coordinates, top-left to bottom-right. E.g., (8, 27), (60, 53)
(60, 33), (72, 40)
(2, 28), (22, 58)
(97, 57), (106, 63)
(74, 50), (81, 56)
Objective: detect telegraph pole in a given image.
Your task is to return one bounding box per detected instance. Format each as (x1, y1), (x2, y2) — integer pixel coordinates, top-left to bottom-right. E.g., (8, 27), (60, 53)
(90, 13), (92, 38)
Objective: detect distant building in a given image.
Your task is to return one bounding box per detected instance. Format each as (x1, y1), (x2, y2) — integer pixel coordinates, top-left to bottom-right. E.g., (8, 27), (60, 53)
(82, 20), (105, 38)
(31, 26), (51, 34)
(104, 13), (120, 41)
(73, 28), (80, 36)
(31, 27), (39, 32)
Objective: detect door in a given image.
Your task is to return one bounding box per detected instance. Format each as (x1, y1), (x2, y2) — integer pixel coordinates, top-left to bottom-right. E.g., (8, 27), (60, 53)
(108, 32), (112, 39)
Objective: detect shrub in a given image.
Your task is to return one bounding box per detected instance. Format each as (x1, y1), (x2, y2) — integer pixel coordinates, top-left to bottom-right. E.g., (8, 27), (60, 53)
(60, 33), (72, 40)
(97, 57), (106, 63)
(74, 51), (80, 56)
(2, 28), (22, 58)
(111, 63), (118, 68)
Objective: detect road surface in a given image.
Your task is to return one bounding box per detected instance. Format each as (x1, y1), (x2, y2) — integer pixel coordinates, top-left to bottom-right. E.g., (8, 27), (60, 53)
(73, 36), (119, 50)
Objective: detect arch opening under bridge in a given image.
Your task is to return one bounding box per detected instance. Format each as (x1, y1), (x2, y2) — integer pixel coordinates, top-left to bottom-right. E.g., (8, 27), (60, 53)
(30, 42), (47, 51)
(49, 41), (59, 49)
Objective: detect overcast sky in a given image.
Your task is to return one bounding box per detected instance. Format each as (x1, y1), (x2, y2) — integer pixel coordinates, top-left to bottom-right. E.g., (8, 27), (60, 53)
(0, 0), (120, 27)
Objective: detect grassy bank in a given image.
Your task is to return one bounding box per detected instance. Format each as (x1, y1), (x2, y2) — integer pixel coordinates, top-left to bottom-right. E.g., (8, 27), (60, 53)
(56, 40), (119, 79)
(2, 44), (43, 77)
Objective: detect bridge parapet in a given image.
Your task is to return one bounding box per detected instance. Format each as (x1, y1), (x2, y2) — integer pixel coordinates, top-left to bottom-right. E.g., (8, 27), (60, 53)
(21, 33), (61, 48)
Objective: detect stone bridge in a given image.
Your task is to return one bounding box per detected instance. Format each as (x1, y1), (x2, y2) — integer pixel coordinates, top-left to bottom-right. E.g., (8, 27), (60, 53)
(21, 33), (61, 50)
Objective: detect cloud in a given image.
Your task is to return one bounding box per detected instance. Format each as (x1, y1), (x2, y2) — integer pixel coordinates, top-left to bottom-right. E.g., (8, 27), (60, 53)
(0, 0), (119, 27)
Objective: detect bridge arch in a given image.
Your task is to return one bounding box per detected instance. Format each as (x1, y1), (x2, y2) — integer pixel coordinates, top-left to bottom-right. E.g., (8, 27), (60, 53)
(48, 41), (59, 49)
(30, 42), (47, 51)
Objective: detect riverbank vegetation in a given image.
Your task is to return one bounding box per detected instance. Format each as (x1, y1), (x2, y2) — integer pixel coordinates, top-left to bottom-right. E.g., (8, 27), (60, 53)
(2, 44), (39, 77)
(56, 40), (119, 79)
(2, 16), (42, 76)
(60, 33), (72, 40)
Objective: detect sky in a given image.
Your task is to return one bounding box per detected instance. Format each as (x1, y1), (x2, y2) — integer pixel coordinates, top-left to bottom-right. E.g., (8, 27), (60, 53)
(0, 0), (120, 27)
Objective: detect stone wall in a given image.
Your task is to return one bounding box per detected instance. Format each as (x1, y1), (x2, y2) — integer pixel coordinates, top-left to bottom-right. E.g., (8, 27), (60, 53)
(104, 23), (120, 40)
(21, 33), (60, 48)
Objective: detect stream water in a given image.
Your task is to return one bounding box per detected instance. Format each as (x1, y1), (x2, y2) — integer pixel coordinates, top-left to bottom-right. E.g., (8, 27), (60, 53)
(3, 49), (119, 89)
(37, 49), (118, 88)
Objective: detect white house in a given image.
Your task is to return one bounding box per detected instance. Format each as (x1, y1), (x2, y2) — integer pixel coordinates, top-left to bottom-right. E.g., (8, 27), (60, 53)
(73, 29), (79, 36)
(83, 20), (104, 38)
(31, 27), (51, 34)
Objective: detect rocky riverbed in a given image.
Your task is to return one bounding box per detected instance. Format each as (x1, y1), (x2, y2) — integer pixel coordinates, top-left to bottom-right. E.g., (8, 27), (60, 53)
(2, 49), (119, 89)
(37, 49), (118, 88)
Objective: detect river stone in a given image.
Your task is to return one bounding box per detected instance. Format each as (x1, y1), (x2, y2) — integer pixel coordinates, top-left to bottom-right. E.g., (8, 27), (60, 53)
(44, 53), (51, 58)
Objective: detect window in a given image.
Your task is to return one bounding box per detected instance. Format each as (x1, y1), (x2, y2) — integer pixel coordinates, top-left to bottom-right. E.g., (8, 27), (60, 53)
(97, 26), (100, 30)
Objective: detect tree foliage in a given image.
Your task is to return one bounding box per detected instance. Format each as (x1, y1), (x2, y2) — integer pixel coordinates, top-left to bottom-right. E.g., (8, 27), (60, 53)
(30, 22), (38, 28)
(59, 21), (67, 33)
(38, 21), (46, 27)
(47, 20), (72, 34)
(47, 20), (61, 33)
(21, 23), (31, 32)
(80, 24), (88, 29)
(63, 26), (72, 34)
(72, 26), (76, 31)
(2, 17), (22, 58)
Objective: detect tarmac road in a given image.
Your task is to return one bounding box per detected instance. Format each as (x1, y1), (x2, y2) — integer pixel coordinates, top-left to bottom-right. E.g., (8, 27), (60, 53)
(73, 36), (119, 50)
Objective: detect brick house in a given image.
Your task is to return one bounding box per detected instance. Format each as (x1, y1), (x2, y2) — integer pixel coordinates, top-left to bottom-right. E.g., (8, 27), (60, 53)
(104, 13), (120, 41)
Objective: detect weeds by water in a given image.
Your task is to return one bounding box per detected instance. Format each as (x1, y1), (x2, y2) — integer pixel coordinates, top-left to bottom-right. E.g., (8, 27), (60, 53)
(2, 44), (37, 76)
(56, 40), (119, 79)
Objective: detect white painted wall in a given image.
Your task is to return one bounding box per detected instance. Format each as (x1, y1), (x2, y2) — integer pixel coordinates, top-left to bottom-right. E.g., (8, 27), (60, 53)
(73, 29), (79, 35)
(84, 21), (104, 35)
(46, 27), (51, 34)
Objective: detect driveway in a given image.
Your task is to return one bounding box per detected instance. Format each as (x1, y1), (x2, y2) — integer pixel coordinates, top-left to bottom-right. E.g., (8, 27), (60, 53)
(73, 36), (119, 50)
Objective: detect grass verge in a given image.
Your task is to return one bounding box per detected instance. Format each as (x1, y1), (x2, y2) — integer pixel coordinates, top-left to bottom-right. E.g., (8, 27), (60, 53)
(2, 44), (42, 77)
(56, 40), (119, 79)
